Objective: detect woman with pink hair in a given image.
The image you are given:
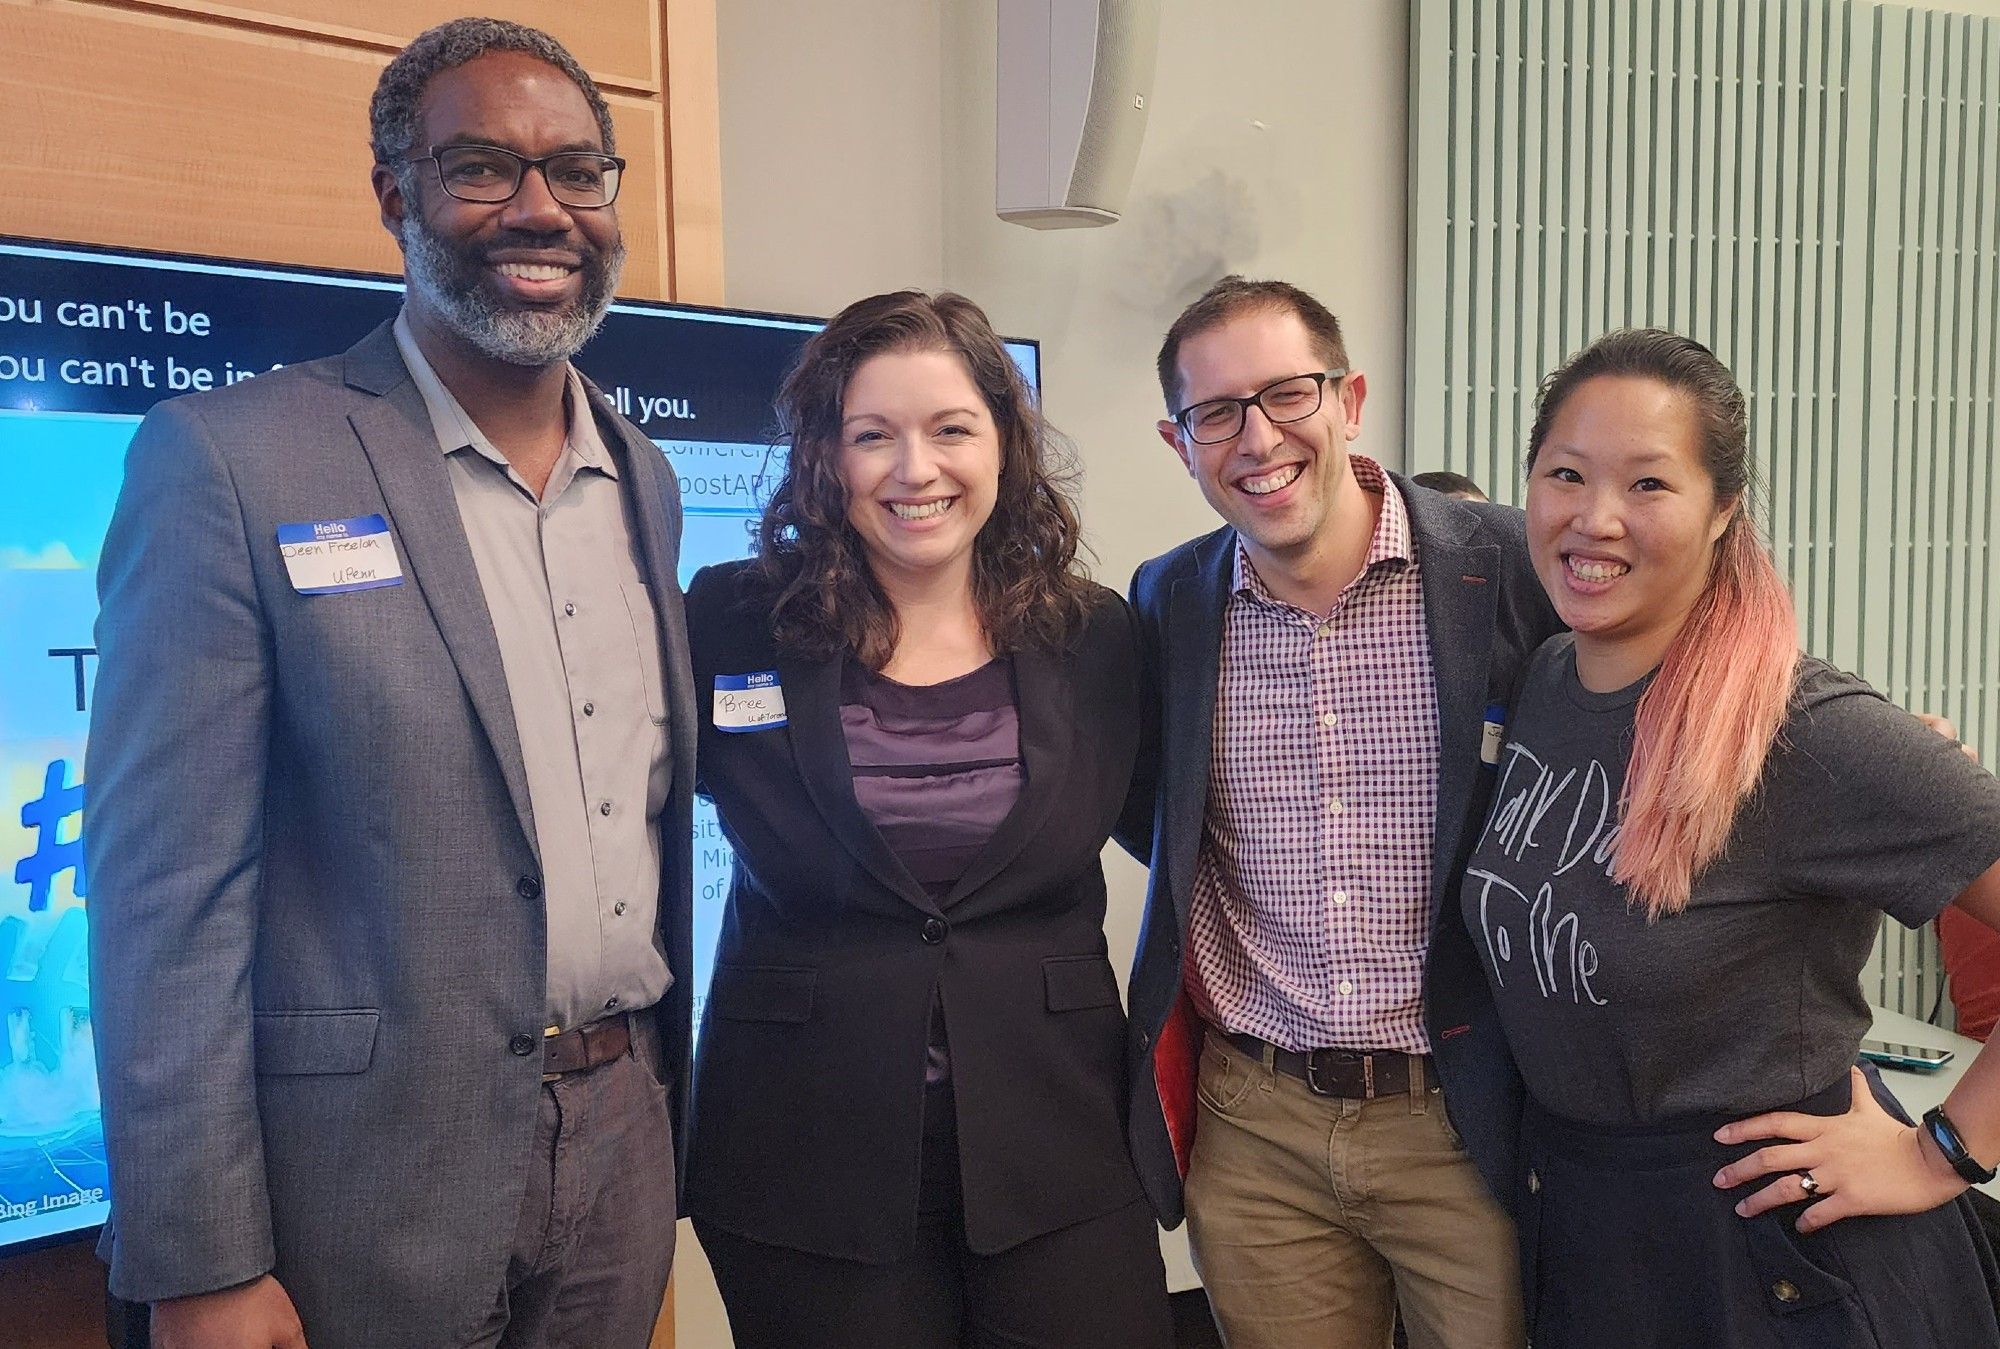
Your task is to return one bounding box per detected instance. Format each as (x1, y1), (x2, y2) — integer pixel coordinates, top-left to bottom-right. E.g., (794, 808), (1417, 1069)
(1459, 329), (2000, 1347)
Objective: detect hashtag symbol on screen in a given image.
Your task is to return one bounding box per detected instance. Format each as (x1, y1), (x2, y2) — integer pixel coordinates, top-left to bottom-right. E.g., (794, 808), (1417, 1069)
(15, 759), (86, 914)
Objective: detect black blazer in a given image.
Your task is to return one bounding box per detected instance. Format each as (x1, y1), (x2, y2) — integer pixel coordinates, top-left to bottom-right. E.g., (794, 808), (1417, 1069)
(683, 560), (1154, 1262)
(1118, 475), (1565, 1225)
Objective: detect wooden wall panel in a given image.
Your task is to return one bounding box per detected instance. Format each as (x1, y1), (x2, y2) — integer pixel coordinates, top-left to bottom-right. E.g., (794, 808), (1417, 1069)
(0, 0), (722, 303)
(115, 0), (662, 92)
(663, 0), (724, 302)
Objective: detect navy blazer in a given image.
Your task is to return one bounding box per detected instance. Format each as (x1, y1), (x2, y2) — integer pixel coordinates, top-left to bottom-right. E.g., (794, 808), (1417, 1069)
(683, 560), (1155, 1262)
(1118, 474), (1564, 1225)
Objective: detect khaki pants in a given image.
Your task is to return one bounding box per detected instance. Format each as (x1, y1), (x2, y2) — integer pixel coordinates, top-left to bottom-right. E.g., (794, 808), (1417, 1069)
(1185, 1031), (1525, 1349)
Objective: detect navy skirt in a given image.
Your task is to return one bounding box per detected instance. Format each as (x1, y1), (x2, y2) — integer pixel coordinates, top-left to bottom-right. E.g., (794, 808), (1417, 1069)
(1517, 1071), (2000, 1348)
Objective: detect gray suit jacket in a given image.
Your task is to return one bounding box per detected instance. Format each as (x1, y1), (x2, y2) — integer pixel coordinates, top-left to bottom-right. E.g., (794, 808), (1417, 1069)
(84, 320), (697, 1347)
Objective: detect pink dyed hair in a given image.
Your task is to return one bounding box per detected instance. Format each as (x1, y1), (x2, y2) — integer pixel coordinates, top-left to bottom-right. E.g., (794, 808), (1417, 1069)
(1527, 331), (1799, 918)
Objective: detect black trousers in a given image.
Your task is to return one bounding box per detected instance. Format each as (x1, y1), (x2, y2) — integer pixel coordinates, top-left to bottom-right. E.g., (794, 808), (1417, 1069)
(1518, 1071), (2000, 1349)
(695, 1080), (1173, 1349)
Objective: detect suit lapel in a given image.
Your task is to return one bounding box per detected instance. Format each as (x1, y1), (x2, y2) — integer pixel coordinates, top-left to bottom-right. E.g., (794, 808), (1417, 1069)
(941, 643), (1072, 908)
(343, 325), (539, 857)
(777, 650), (938, 914)
(1162, 533), (1233, 929)
(1404, 483), (1500, 929)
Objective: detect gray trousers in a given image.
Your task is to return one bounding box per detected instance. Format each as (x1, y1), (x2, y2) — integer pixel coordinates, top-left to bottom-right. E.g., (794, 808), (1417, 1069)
(463, 1028), (677, 1349)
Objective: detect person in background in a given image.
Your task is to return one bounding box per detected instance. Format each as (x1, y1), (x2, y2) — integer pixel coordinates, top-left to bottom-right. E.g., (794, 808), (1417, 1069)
(1410, 469), (1489, 503)
(1942, 906), (2000, 1041)
(682, 290), (1173, 1349)
(1463, 327), (2000, 1347)
(1122, 276), (1563, 1348)
(86, 19), (693, 1348)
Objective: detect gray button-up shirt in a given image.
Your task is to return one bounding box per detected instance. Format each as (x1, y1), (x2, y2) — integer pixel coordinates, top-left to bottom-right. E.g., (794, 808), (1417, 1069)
(394, 313), (672, 1030)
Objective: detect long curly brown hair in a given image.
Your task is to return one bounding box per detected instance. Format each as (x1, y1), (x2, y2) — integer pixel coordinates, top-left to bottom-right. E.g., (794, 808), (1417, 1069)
(750, 290), (1093, 668)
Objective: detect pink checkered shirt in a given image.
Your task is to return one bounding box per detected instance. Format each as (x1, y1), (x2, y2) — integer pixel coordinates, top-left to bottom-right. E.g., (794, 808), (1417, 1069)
(1188, 454), (1441, 1054)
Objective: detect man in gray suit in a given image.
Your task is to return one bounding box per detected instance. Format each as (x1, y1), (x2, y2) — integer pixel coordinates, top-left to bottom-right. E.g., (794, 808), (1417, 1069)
(86, 18), (694, 1349)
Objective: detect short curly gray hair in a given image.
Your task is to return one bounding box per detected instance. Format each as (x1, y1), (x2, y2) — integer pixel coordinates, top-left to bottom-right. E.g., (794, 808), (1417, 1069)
(369, 17), (616, 169)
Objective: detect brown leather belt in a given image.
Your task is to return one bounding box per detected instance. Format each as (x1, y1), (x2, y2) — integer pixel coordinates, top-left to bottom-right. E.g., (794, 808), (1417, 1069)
(1223, 1030), (1424, 1099)
(542, 1012), (632, 1081)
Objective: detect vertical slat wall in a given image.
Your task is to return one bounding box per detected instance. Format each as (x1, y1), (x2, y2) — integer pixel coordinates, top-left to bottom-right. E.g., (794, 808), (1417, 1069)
(1408, 0), (2000, 1022)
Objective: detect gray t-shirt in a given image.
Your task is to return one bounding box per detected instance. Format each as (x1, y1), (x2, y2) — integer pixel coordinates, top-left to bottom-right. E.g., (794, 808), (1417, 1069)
(1461, 635), (2000, 1126)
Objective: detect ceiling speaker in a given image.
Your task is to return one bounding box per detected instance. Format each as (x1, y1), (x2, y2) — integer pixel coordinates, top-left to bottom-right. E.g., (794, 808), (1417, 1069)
(996, 0), (1162, 229)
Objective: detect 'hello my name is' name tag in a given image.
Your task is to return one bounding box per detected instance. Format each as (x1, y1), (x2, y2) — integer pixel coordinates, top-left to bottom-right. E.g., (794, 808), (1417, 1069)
(277, 514), (404, 595)
(714, 671), (787, 733)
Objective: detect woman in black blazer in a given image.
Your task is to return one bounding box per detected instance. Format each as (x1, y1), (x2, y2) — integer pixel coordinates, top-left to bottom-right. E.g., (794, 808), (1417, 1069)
(684, 291), (1173, 1348)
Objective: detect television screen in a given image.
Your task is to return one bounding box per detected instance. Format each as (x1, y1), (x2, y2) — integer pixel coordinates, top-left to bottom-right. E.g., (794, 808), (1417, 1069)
(0, 235), (1038, 1254)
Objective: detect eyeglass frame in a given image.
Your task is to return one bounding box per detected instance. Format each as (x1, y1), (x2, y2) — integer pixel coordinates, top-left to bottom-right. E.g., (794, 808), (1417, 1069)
(408, 143), (628, 209)
(1171, 368), (1351, 445)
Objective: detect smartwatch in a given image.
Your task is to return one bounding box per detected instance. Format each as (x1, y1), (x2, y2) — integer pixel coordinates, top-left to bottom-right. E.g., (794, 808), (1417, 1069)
(1923, 1105), (1999, 1186)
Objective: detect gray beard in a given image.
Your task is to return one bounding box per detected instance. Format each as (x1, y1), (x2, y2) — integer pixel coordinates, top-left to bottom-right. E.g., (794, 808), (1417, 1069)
(398, 212), (625, 368)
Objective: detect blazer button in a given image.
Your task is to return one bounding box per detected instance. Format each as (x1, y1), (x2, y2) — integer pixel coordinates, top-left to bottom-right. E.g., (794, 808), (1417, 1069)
(517, 876), (542, 900)
(922, 918), (947, 945)
(509, 1034), (536, 1056)
(1771, 1280), (1801, 1304)
(1526, 1169), (1541, 1195)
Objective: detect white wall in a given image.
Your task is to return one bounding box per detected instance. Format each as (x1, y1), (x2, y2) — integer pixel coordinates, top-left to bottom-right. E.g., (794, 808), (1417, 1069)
(715, 0), (948, 315)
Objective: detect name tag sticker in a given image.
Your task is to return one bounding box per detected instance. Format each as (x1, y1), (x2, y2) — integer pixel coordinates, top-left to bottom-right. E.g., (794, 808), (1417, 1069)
(1480, 703), (1507, 766)
(714, 671), (787, 733)
(277, 514), (404, 595)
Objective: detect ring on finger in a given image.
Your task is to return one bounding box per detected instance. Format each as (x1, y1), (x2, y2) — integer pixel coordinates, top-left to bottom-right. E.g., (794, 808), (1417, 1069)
(1799, 1170), (1823, 1197)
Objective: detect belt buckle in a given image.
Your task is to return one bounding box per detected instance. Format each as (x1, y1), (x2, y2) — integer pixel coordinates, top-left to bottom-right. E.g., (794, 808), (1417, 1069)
(1303, 1049), (1374, 1098)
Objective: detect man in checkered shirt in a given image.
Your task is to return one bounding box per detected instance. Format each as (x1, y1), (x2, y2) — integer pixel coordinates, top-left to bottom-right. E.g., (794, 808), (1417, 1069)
(1119, 277), (1564, 1348)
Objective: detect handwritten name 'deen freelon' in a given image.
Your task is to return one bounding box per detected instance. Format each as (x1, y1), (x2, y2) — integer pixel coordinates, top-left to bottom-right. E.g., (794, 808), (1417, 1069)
(1465, 741), (1622, 1008)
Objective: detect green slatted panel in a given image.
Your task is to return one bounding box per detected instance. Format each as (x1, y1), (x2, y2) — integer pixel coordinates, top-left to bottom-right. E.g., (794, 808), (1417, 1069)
(1406, 0), (2000, 1022)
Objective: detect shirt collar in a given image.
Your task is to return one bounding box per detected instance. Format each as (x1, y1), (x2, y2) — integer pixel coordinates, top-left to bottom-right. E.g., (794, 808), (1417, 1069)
(1231, 452), (1415, 601)
(391, 309), (617, 480)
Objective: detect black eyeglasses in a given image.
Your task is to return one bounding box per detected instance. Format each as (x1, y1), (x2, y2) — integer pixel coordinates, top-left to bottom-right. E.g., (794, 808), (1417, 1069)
(1173, 369), (1349, 445)
(412, 144), (626, 209)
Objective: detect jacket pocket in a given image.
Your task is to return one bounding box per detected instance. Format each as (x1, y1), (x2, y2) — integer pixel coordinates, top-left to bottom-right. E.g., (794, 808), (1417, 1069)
(1043, 955), (1120, 1012)
(253, 1008), (380, 1076)
(708, 964), (816, 1023)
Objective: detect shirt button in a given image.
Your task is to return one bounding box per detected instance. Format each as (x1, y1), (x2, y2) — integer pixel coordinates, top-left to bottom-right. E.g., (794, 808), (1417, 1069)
(614, 901), (628, 916)
(1326, 798), (1345, 816)
(582, 701), (596, 717)
(1337, 979), (1354, 995)
(1333, 891), (1349, 906)
(599, 800), (613, 816)
(1527, 1169), (1541, 1194)
(1320, 711), (1339, 728)
(517, 876), (542, 900)
(1315, 623), (1331, 639)
(606, 996), (620, 1011)
(1771, 1280), (1801, 1304)
(509, 1034), (536, 1056)
(922, 918), (948, 945)
(563, 602), (576, 617)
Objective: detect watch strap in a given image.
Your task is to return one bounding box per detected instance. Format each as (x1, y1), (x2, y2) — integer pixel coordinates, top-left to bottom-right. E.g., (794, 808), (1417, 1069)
(1924, 1105), (1998, 1186)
